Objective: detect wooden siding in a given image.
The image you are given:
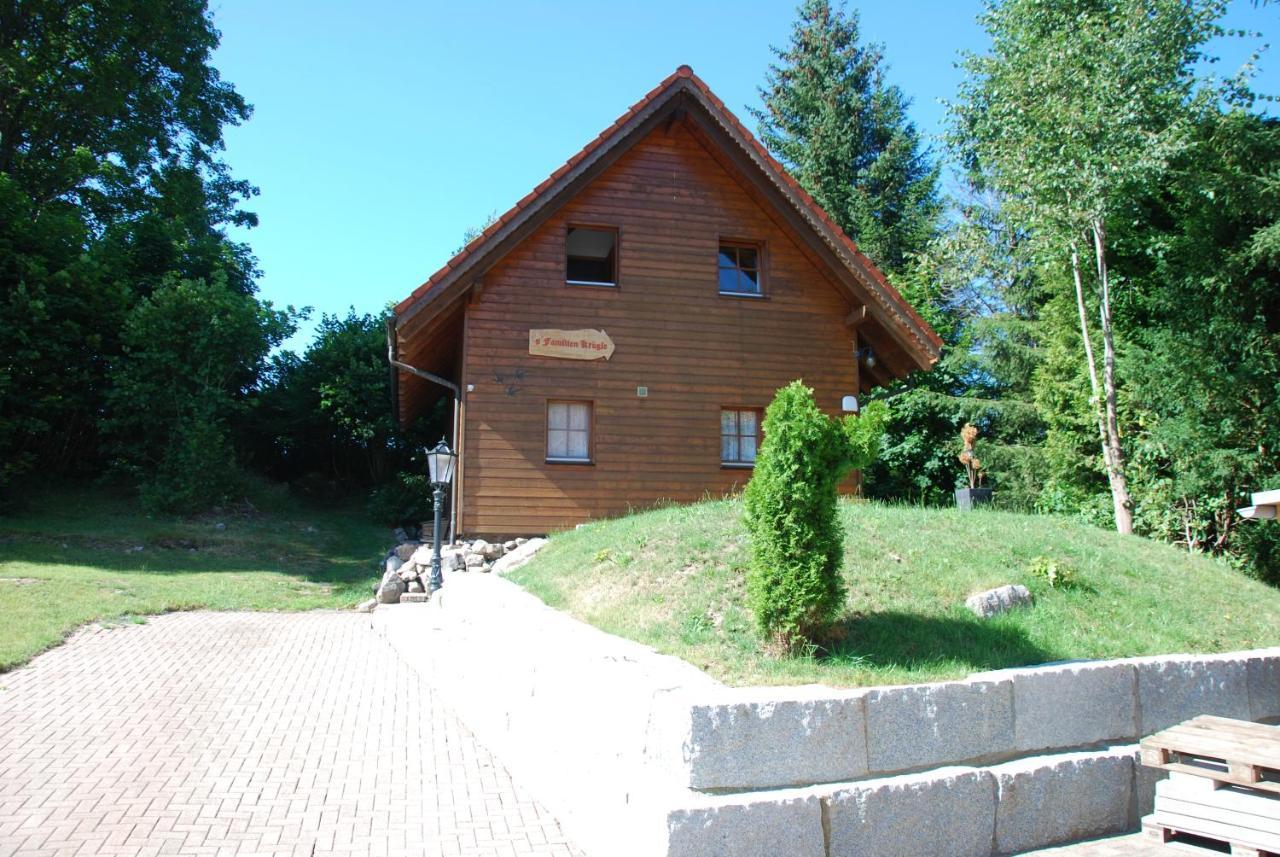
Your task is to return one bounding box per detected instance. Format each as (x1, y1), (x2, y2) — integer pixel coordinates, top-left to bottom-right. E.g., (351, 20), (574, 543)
(459, 119), (860, 536)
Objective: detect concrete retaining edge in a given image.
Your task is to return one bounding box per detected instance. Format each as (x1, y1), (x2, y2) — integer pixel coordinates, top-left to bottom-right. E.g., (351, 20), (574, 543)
(371, 573), (1280, 857)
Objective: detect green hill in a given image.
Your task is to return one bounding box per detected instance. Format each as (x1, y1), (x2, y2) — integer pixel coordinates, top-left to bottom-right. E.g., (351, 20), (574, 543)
(508, 499), (1280, 687)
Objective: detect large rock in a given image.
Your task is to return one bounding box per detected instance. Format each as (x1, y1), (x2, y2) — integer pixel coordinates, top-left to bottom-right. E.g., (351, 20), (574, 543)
(376, 576), (406, 604)
(991, 749), (1134, 854)
(385, 554), (404, 576)
(965, 584), (1033, 619)
(476, 539), (505, 561)
(683, 687), (868, 790)
(977, 660), (1138, 752)
(491, 537), (549, 575)
(666, 792), (825, 857)
(393, 542), (419, 561)
(1135, 653), (1252, 734)
(825, 766), (996, 857)
(464, 552), (486, 570)
(864, 678), (1014, 774)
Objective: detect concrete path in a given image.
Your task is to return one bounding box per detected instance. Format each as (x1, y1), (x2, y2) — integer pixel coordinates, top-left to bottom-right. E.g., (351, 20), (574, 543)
(0, 612), (582, 857)
(1018, 833), (1169, 855)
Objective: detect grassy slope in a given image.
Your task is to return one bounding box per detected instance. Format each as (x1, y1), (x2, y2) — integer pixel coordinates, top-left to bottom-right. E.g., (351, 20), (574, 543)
(509, 499), (1280, 687)
(0, 485), (387, 671)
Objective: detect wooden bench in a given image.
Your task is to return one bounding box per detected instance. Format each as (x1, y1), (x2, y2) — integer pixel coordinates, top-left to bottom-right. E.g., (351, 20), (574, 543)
(1140, 716), (1280, 856)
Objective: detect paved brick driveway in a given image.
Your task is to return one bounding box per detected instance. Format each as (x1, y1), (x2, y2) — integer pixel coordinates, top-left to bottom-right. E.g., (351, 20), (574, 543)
(0, 612), (582, 857)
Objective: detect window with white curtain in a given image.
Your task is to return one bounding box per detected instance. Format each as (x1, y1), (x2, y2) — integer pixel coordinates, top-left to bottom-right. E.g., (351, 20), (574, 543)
(547, 401), (592, 462)
(721, 408), (760, 465)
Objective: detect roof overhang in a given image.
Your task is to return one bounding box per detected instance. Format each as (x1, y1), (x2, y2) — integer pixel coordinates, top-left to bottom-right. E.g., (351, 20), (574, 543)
(393, 66), (942, 376)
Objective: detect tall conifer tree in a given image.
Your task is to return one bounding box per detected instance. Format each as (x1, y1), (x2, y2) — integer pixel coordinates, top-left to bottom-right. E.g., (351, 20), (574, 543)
(753, 0), (940, 275)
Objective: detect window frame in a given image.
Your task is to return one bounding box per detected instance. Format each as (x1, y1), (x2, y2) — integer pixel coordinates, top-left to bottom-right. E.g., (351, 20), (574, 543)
(720, 407), (763, 468)
(717, 239), (766, 298)
(546, 399), (595, 465)
(565, 224), (620, 288)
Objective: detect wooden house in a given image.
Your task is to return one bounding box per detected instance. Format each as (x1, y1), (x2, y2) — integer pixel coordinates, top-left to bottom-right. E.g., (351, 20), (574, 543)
(389, 66), (941, 537)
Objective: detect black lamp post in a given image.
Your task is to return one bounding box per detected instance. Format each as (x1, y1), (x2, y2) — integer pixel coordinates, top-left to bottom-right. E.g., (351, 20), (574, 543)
(425, 438), (457, 595)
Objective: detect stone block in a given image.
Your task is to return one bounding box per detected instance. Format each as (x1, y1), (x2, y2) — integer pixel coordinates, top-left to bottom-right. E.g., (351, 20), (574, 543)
(399, 592), (428, 603)
(1246, 648), (1280, 721)
(991, 749), (1134, 854)
(491, 537), (549, 575)
(825, 766), (995, 857)
(1135, 654), (1251, 735)
(864, 678), (1014, 774)
(1001, 660), (1137, 752)
(665, 792), (824, 857)
(683, 687), (867, 790)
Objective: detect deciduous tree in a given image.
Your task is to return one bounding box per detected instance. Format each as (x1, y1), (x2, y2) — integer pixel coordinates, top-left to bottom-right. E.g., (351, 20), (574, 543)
(952, 0), (1224, 533)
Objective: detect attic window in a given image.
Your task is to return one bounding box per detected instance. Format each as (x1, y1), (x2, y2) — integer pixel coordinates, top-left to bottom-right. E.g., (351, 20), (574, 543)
(566, 226), (617, 286)
(718, 242), (762, 296)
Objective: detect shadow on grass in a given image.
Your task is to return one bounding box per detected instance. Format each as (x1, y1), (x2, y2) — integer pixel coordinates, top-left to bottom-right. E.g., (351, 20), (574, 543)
(0, 535), (384, 591)
(821, 610), (1057, 674)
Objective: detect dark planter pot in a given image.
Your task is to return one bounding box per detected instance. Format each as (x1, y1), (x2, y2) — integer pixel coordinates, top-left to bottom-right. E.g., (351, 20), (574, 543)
(955, 487), (993, 511)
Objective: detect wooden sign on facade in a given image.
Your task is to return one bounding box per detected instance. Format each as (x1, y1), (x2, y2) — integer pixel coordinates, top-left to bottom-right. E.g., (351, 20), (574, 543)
(529, 329), (615, 361)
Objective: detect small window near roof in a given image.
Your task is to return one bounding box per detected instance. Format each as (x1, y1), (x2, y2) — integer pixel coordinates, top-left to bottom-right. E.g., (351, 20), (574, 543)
(721, 408), (760, 465)
(566, 227), (617, 286)
(547, 401), (592, 462)
(718, 243), (762, 296)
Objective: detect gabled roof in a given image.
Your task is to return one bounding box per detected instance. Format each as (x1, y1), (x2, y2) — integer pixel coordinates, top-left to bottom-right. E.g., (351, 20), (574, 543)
(394, 65), (942, 369)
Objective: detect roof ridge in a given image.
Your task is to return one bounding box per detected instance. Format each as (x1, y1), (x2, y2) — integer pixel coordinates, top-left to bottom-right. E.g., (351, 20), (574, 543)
(394, 65), (942, 354)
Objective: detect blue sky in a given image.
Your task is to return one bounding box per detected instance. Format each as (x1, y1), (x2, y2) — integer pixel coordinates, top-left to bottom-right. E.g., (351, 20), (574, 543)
(210, 1), (1278, 351)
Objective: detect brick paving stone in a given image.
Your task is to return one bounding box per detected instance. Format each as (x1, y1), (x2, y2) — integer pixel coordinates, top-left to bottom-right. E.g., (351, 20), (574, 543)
(0, 612), (583, 857)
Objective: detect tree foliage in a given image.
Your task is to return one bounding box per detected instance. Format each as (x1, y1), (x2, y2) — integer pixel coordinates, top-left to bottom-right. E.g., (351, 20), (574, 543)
(865, 183), (1049, 507)
(105, 275), (292, 513)
(743, 381), (887, 653)
(953, 0), (1226, 532)
(753, 0), (940, 274)
(244, 309), (440, 491)
(0, 0), (283, 508)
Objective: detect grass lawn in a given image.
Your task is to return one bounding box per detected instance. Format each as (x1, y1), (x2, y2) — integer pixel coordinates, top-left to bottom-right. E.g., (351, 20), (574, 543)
(508, 498), (1280, 687)
(0, 484), (387, 672)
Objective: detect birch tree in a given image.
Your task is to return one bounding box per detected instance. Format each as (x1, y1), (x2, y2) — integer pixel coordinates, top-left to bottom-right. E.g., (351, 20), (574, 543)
(952, 0), (1223, 533)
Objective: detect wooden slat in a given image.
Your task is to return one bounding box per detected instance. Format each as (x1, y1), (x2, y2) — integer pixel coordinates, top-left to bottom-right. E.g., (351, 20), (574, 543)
(1141, 717), (1280, 794)
(1146, 814), (1280, 856)
(454, 120), (869, 535)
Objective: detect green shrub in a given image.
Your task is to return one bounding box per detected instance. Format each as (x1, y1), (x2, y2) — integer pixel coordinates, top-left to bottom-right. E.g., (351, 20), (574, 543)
(367, 472), (434, 529)
(138, 412), (242, 515)
(1026, 554), (1080, 590)
(743, 381), (888, 654)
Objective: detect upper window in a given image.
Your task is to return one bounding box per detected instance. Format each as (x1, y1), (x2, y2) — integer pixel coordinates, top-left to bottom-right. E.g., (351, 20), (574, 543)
(566, 227), (617, 286)
(721, 408), (760, 465)
(547, 401), (592, 463)
(718, 242), (762, 296)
